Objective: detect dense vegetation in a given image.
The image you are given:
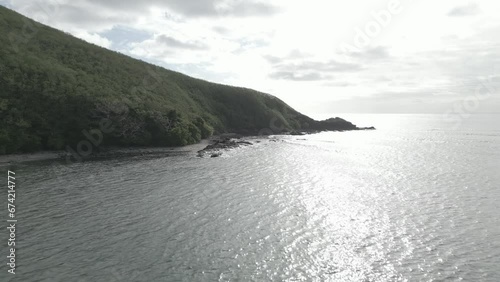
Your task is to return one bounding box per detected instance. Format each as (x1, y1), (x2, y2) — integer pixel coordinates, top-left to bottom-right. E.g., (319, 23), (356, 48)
(0, 6), (357, 155)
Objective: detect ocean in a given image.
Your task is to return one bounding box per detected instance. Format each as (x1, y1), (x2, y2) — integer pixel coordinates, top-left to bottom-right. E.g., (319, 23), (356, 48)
(2, 114), (499, 281)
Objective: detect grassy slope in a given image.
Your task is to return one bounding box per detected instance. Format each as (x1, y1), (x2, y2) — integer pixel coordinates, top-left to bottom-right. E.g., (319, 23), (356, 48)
(0, 6), (357, 154)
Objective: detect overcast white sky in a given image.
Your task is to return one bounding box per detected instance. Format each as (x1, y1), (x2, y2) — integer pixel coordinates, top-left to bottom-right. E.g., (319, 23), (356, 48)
(2, 0), (500, 116)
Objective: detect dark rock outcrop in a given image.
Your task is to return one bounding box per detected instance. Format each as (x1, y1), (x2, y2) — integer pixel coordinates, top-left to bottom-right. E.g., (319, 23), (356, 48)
(197, 138), (253, 158)
(289, 131), (306, 136)
(358, 126), (376, 130)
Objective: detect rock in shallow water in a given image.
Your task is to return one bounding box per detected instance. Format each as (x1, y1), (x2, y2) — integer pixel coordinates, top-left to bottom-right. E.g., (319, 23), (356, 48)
(197, 137), (253, 158)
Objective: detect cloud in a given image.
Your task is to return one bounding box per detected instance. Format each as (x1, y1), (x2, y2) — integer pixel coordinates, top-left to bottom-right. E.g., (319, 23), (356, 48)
(323, 81), (355, 87)
(263, 49), (309, 64)
(319, 87), (500, 113)
(448, 3), (481, 17)
(162, 0), (281, 17)
(263, 55), (282, 64)
(81, 0), (281, 18)
(100, 26), (152, 49)
(0, 0), (11, 8)
(345, 46), (390, 61)
(315, 90), (468, 114)
(295, 60), (361, 72)
(267, 58), (361, 81)
(156, 35), (208, 50)
(11, 1), (134, 32)
(212, 26), (230, 34)
(10, 0), (280, 35)
(269, 71), (328, 81)
(72, 30), (113, 48)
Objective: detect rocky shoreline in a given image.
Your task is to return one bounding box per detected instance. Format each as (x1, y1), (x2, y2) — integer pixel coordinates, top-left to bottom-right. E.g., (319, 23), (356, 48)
(196, 126), (376, 158)
(0, 127), (376, 164)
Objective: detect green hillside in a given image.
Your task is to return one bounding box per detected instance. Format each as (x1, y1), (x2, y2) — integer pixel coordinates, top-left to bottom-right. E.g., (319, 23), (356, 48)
(0, 6), (357, 155)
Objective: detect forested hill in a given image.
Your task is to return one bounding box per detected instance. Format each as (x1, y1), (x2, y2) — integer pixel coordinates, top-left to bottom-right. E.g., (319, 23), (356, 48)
(0, 6), (358, 155)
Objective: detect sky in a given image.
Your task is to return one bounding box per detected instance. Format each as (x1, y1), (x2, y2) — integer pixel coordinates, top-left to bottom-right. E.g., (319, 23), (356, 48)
(2, 0), (500, 116)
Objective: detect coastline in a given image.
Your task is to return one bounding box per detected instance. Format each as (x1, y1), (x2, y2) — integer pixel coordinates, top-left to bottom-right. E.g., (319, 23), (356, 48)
(0, 139), (212, 166)
(0, 127), (375, 165)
